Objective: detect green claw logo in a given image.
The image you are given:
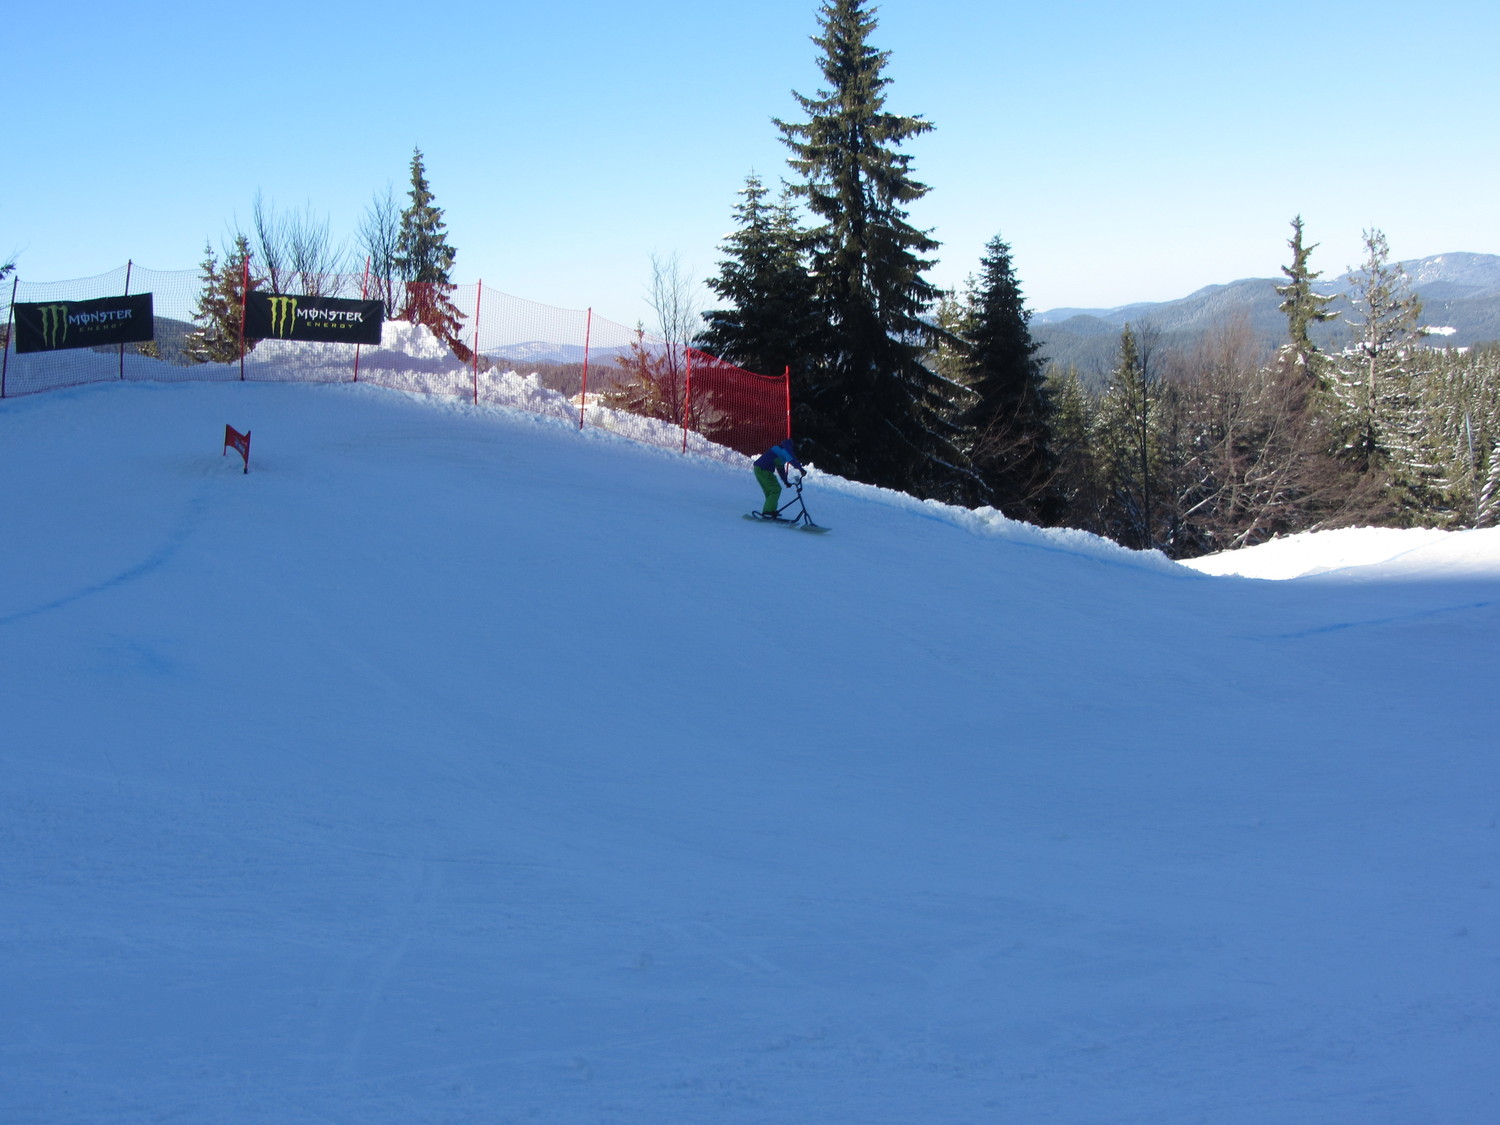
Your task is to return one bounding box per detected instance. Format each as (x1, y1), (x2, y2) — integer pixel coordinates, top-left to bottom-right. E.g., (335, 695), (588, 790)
(267, 296), (298, 337)
(38, 304), (68, 349)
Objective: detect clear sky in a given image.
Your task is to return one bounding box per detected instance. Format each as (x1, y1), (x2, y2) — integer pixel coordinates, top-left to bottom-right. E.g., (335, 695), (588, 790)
(6, 0), (1498, 326)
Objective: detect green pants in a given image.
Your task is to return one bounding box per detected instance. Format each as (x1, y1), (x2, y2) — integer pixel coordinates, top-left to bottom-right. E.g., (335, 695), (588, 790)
(754, 467), (782, 514)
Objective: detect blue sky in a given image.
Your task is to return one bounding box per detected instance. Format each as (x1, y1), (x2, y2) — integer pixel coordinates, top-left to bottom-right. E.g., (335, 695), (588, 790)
(7, 0), (1498, 325)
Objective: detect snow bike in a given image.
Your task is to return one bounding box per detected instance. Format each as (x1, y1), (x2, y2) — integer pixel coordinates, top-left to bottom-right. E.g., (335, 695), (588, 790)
(743, 475), (830, 533)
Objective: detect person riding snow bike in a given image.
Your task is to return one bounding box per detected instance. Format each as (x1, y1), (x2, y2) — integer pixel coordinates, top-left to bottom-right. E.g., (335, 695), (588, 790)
(752, 438), (805, 519)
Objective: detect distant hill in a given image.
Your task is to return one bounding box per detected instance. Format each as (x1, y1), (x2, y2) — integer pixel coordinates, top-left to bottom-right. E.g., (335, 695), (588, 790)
(1032, 252), (1500, 381)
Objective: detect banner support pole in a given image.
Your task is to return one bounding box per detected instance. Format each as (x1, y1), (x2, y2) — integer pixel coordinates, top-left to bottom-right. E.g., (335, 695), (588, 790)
(119, 259), (133, 381)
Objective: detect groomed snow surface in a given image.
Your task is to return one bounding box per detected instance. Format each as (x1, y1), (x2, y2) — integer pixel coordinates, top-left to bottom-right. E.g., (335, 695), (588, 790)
(3, 380), (1497, 1124)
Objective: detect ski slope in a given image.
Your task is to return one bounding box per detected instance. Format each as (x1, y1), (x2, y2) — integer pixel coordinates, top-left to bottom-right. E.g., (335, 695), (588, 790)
(2, 380), (1497, 1124)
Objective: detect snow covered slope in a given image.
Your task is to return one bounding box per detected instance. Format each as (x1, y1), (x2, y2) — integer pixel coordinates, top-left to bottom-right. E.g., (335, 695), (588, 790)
(3, 381), (1497, 1124)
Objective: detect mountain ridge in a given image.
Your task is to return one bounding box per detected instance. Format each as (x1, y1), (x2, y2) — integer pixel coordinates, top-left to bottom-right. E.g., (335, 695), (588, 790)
(1032, 251), (1500, 377)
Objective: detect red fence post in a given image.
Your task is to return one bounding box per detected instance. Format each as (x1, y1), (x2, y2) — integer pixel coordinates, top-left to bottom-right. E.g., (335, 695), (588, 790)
(578, 307), (592, 431)
(1, 276), (17, 398)
(472, 279), (483, 406)
(354, 255), (370, 383)
(681, 347), (693, 454)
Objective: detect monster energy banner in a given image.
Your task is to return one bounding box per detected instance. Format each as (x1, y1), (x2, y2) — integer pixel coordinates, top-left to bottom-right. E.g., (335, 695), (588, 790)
(13, 293), (155, 353)
(244, 292), (384, 345)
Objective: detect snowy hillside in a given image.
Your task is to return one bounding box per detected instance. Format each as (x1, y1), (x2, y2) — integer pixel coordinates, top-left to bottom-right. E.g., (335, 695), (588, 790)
(3, 380), (1498, 1124)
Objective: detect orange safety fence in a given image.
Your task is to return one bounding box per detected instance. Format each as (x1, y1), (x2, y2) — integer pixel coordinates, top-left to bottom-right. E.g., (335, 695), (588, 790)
(1, 264), (791, 462)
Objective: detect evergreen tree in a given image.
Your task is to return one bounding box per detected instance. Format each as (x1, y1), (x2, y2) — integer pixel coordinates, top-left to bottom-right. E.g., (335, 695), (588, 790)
(953, 233), (1054, 519)
(1043, 363), (1104, 533)
(396, 147), (456, 285)
(775, 0), (962, 494)
(1095, 325), (1164, 549)
(185, 235), (261, 365)
(396, 147), (466, 355)
(1275, 215), (1337, 381)
(698, 173), (820, 381)
(926, 289), (973, 393)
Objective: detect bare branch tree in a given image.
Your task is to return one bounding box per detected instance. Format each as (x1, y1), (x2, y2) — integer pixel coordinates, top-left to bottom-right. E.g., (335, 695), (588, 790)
(284, 203), (347, 296)
(357, 183), (403, 312)
(250, 190), (291, 295)
(648, 251), (701, 355)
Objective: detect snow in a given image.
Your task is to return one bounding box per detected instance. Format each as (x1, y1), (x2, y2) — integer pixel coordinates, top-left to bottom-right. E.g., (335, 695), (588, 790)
(3, 377), (1498, 1124)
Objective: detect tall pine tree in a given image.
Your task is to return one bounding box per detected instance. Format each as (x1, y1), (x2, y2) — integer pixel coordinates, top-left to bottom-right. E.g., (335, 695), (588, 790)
(396, 147), (456, 285)
(775, 0), (961, 494)
(698, 173), (820, 381)
(953, 234), (1054, 519)
(1275, 215), (1337, 382)
(396, 147), (466, 355)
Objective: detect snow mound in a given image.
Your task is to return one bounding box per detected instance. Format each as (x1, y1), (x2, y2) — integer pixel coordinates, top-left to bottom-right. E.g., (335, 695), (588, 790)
(1181, 525), (1500, 580)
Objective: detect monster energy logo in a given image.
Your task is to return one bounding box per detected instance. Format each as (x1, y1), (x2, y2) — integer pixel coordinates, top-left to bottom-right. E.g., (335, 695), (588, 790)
(245, 291), (384, 345)
(36, 304), (69, 349)
(14, 294), (154, 353)
(266, 296), (299, 337)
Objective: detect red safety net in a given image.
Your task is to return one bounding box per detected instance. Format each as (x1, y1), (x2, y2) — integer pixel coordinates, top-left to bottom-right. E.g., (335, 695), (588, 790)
(684, 348), (790, 458)
(1, 265), (791, 464)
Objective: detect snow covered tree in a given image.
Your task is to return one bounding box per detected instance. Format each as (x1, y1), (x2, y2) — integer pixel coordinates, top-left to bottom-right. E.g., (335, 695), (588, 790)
(1275, 215), (1337, 382)
(185, 235), (261, 365)
(952, 233), (1054, 519)
(1477, 437), (1500, 528)
(1326, 228), (1425, 472)
(1393, 347), (1500, 526)
(775, 0), (963, 494)
(698, 173), (820, 382)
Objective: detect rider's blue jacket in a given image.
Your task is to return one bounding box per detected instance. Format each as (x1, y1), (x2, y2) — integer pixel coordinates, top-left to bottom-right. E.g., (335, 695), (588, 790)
(753, 439), (805, 482)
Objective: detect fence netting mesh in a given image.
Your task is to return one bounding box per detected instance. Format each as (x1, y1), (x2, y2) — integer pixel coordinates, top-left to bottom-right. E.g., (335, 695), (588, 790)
(1, 265), (790, 461)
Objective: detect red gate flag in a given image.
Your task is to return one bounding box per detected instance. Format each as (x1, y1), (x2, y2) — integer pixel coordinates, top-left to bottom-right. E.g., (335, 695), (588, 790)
(224, 424), (251, 473)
